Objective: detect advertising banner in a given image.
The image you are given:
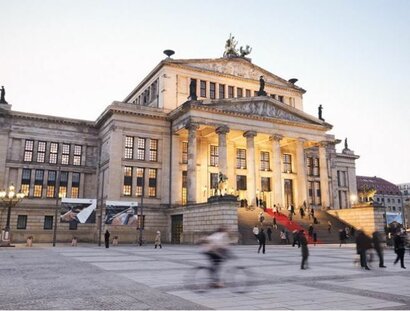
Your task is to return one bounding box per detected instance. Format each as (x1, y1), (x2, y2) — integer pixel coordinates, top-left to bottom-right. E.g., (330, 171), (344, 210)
(60, 198), (97, 224)
(105, 201), (138, 226)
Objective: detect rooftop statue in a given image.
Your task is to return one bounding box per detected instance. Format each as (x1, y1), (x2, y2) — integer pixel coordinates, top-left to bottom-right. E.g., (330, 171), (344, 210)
(0, 86), (8, 104)
(223, 33), (239, 57)
(344, 138), (349, 150)
(318, 104), (324, 121)
(239, 45), (252, 57)
(257, 76), (267, 96)
(188, 79), (197, 100)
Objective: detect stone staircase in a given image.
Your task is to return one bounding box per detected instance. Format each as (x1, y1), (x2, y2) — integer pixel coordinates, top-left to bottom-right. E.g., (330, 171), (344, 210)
(238, 207), (353, 245)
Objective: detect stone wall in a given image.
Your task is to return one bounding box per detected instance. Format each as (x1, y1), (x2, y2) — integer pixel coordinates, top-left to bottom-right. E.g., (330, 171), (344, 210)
(327, 204), (385, 235)
(169, 199), (239, 244)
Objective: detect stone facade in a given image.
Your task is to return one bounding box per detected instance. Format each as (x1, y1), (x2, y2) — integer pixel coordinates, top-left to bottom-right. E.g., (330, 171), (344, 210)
(0, 54), (360, 244)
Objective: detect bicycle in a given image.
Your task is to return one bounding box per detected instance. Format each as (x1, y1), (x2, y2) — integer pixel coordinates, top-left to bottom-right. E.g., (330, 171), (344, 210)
(184, 252), (254, 293)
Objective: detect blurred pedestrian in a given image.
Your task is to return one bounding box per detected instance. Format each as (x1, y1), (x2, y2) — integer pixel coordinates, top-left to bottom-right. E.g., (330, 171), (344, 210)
(258, 212), (265, 224)
(154, 230), (162, 249)
(292, 230), (300, 248)
(327, 221), (332, 233)
(356, 230), (372, 270)
(372, 231), (385, 268)
(253, 225), (259, 241)
(273, 216), (278, 229)
(393, 232), (406, 269)
(104, 230), (110, 248)
(257, 228), (266, 254)
(339, 229), (347, 247)
(308, 224), (314, 237)
(267, 227), (272, 241)
(299, 206), (305, 219)
(285, 229), (290, 244)
(280, 229), (287, 244)
(313, 232), (317, 246)
(300, 230), (309, 269)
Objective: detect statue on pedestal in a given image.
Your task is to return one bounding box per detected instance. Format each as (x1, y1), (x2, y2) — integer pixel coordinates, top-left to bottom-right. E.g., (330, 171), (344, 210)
(0, 86), (8, 104)
(223, 33), (239, 58)
(217, 172), (228, 197)
(344, 138), (349, 150)
(318, 105), (324, 121)
(257, 76), (267, 96)
(188, 79), (197, 100)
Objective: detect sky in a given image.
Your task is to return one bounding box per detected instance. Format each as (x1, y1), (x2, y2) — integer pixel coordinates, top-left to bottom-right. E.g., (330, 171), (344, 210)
(1, 0), (409, 184)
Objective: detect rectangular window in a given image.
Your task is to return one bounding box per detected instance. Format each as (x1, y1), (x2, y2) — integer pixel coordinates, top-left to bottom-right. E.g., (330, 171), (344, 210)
(69, 221), (77, 230)
(73, 145), (82, 166)
(61, 144), (70, 165)
(182, 171), (187, 205)
(148, 168), (157, 197)
(136, 167), (144, 197)
(124, 136), (134, 159)
(228, 86), (234, 98)
(36, 141), (46, 163)
(315, 181), (321, 205)
(200, 80), (206, 97)
(182, 142), (188, 164)
(236, 149), (247, 169)
(261, 177), (271, 192)
(137, 138), (146, 160)
(49, 142), (58, 164)
(278, 95), (284, 102)
(44, 216), (53, 230)
(59, 171), (68, 198)
(338, 171), (347, 187)
(210, 82), (216, 99)
(236, 175), (247, 191)
(210, 145), (219, 167)
(33, 169), (44, 198)
(71, 172), (80, 198)
(21, 168), (31, 196)
(260, 151), (270, 171)
(307, 157), (313, 176)
(246, 89), (251, 97)
(308, 181), (314, 205)
(47, 171), (56, 198)
(123, 166), (132, 196)
(17, 215), (27, 229)
(237, 88), (243, 98)
(210, 173), (219, 191)
(283, 154), (292, 173)
(149, 139), (158, 162)
(24, 139), (34, 162)
(219, 84), (225, 99)
(313, 158), (319, 176)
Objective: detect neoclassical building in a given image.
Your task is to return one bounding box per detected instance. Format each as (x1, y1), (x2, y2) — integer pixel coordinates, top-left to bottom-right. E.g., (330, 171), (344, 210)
(0, 46), (359, 244)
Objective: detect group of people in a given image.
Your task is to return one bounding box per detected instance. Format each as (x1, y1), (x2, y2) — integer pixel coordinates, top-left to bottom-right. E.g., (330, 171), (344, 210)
(103, 229), (162, 249)
(355, 229), (407, 270)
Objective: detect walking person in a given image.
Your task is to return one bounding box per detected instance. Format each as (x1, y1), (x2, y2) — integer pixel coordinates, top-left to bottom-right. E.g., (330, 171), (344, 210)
(310, 208), (315, 220)
(300, 230), (309, 269)
(258, 212), (265, 224)
(257, 228), (266, 254)
(292, 230), (300, 247)
(267, 226), (272, 242)
(308, 224), (314, 237)
(299, 206), (305, 219)
(280, 229), (287, 244)
(313, 231), (317, 246)
(104, 229), (110, 248)
(273, 216), (278, 229)
(154, 230), (162, 249)
(372, 231), (386, 268)
(356, 230), (372, 270)
(393, 232), (406, 269)
(327, 221), (332, 233)
(285, 229), (290, 244)
(339, 229), (347, 247)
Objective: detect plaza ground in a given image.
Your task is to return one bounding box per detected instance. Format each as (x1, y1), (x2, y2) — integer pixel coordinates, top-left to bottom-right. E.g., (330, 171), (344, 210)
(0, 243), (409, 310)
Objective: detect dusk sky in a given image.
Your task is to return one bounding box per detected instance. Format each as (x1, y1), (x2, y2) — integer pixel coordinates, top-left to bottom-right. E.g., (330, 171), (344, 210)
(1, 0), (409, 184)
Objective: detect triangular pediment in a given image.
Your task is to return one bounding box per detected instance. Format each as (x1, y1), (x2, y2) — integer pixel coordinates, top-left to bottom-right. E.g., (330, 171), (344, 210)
(195, 98), (329, 127)
(168, 58), (303, 92)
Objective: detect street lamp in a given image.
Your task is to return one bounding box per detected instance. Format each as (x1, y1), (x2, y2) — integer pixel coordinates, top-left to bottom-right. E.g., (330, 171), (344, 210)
(0, 184), (25, 247)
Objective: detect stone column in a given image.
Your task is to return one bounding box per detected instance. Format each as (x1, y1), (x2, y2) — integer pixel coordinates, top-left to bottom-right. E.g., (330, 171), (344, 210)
(170, 134), (182, 204)
(319, 142), (330, 209)
(270, 134), (283, 207)
(244, 131), (257, 207)
(296, 138), (308, 208)
(216, 126), (230, 177)
(186, 122), (199, 204)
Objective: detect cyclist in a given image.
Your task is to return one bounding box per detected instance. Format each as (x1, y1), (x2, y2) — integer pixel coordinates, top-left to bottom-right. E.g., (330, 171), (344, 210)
(199, 226), (232, 288)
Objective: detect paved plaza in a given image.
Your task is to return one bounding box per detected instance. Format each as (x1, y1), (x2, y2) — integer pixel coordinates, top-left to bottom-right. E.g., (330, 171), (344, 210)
(0, 243), (409, 310)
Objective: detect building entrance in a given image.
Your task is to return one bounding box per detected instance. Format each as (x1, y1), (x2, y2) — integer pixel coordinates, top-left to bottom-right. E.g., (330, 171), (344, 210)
(284, 179), (294, 208)
(171, 214), (183, 244)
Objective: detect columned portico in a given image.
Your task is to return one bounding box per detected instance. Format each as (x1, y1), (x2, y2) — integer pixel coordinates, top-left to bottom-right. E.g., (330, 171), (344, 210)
(244, 130), (257, 207)
(319, 142), (330, 209)
(186, 122), (199, 204)
(216, 126), (230, 178)
(270, 134), (283, 207)
(296, 138), (308, 208)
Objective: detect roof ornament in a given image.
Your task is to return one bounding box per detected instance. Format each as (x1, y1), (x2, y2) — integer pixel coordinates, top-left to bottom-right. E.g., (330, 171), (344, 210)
(0, 86), (8, 105)
(318, 104), (324, 121)
(223, 34), (251, 58)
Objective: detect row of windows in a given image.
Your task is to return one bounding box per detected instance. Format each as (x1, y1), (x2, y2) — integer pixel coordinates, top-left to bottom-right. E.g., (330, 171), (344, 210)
(375, 197), (401, 204)
(124, 137), (158, 162)
(123, 167), (157, 197)
(17, 215), (54, 230)
(183, 144), (323, 175)
(21, 169), (80, 198)
(24, 140), (82, 166)
(193, 78), (292, 105)
(132, 79), (159, 106)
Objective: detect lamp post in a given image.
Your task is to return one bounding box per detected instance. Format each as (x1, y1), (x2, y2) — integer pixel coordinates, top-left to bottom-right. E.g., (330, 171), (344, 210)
(0, 184), (25, 247)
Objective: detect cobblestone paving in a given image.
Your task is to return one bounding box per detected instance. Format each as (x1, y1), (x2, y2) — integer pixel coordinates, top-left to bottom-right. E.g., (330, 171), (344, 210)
(0, 244), (409, 310)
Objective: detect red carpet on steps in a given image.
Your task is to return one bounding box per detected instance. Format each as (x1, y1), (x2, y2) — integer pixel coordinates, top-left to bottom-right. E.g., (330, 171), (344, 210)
(265, 208), (317, 244)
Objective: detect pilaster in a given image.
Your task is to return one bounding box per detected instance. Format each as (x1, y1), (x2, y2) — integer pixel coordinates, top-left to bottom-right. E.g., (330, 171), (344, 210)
(270, 134), (283, 207)
(244, 130), (257, 207)
(296, 138), (308, 208)
(319, 142), (330, 209)
(186, 122), (199, 204)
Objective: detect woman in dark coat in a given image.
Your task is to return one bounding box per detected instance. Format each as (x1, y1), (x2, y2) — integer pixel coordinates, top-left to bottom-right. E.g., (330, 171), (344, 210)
(300, 230), (309, 269)
(257, 229), (266, 254)
(393, 233), (406, 269)
(355, 230), (372, 270)
(104, 230), (110, 248)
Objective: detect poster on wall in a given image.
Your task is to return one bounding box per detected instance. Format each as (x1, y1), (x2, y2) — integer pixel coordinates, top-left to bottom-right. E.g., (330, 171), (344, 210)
(105, 201), (138, 226)
(60, 198), (97, 224)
